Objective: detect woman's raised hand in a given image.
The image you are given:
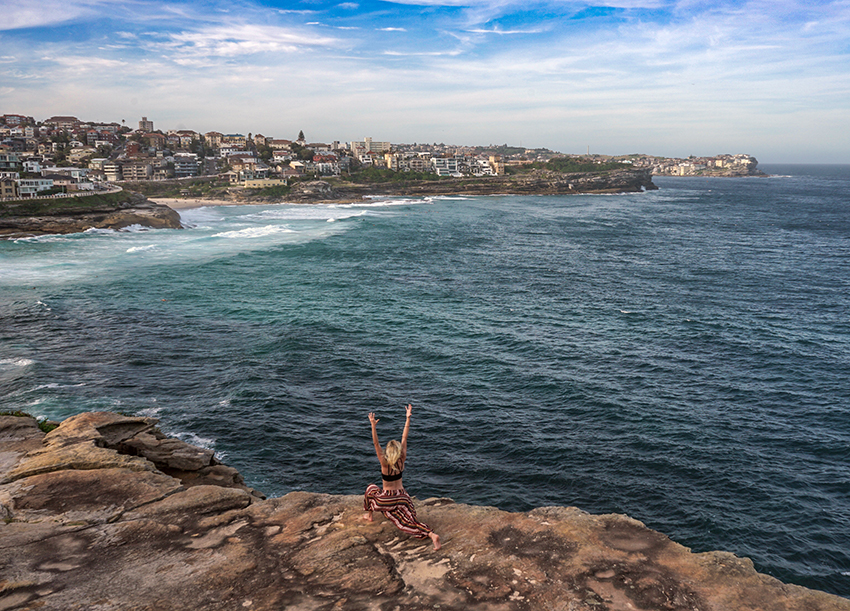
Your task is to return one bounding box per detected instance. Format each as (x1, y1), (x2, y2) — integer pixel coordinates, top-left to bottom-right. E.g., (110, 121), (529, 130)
(405, 404), (413, 418)
(369, 412), (379, 425)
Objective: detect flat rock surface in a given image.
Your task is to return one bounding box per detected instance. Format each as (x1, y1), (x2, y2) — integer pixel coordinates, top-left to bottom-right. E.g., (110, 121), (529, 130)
(1, 412), (847, 611)
(0, 194), (182, 238)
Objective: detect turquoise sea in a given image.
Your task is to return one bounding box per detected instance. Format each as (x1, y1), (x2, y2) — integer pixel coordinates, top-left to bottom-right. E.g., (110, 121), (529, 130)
(1, 164), (848, 596)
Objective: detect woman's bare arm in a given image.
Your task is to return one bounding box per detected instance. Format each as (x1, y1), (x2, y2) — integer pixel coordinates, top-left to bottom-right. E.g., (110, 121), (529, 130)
(369, 412), (388, 468)
(400, 404), (412, 456)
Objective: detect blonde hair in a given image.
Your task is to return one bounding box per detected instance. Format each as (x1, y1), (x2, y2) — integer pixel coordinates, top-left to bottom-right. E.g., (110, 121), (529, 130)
(384, 440), (403, 474)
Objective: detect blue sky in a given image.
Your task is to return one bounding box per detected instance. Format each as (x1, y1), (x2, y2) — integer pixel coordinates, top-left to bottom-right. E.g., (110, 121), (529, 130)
(2, 0), (849, 162)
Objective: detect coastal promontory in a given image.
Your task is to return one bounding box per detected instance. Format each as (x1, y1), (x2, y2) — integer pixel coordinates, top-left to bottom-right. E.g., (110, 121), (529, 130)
(2, 411), (847, 611)
(0, 190), (181, 239)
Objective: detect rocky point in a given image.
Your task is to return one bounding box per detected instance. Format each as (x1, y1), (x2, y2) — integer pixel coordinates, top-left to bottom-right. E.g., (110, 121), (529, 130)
(1, 412), (847, 611)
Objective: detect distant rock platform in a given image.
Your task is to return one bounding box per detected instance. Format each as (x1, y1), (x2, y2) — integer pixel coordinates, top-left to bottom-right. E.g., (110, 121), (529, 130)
(0, 192), (182, 239)
(285, 168), (658, 203)
(1, 412), (847, 611)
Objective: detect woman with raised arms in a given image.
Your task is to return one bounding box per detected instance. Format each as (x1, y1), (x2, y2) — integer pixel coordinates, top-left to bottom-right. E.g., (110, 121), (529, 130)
(363, 403), (441, 550)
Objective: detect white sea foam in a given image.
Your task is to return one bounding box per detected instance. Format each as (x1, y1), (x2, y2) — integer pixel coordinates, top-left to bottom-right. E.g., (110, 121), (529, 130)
(126, 244), (158, 253)
(33, 382), (85, 390)
(178, 207), (228, 225)
(213, 225), (294, 239)
(350, 197), (429, 208)
(0, 358), (36, 368)
(120, 224), (149, 233)
(253, 206), (366, 222)
(14, 234), (67, 244)
(175, 431), (216, 450)
(137, 407), (163, 418)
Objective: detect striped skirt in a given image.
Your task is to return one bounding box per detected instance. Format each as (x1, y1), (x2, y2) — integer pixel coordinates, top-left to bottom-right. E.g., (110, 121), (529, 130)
(363, 484), (432, 539)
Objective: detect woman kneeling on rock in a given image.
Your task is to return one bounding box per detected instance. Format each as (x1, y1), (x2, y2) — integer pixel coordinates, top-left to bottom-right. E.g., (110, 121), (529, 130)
(363, 404), (441, 550)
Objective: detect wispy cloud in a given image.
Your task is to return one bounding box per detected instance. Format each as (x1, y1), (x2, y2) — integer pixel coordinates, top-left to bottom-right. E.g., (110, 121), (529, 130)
(161, 23), (341, 59)
(0, 0), (848, 161)
(2, 0), (108, 30)
(466, 26), (547, 35)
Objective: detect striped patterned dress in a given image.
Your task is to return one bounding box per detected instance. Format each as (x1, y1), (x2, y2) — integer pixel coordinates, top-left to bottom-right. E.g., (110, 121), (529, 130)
(363, 484), (433, 539)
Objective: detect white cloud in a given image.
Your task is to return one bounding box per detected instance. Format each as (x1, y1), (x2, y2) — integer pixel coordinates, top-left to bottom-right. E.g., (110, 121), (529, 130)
(1, 0), (107, 30)
(466, 26), (547, 34)
(162, 23), (341, 59)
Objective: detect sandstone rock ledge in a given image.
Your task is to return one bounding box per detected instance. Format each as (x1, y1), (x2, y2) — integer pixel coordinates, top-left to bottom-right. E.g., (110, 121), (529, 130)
(283, 169), (658, 204)
(0, 193), (182, 239)
(1, 413), (846, 611)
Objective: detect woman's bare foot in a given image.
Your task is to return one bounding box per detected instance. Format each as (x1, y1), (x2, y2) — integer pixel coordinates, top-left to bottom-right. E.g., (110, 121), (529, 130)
(362, 512), (373, 522)
(429, 532), (441, 550)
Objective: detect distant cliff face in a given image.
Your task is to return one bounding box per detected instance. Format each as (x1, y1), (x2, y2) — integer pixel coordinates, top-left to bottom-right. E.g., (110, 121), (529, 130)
(287, 168), (658, 203)
(0, 192), (182, 238)
(2, 412), (848, 611)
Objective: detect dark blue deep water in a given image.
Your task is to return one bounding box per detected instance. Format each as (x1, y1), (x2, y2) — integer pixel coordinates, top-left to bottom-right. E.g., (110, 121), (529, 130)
(2, 164), (849, 596)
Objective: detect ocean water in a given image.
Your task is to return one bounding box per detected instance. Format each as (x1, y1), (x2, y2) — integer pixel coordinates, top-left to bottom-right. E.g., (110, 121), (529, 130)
(1, 164), (848, 596)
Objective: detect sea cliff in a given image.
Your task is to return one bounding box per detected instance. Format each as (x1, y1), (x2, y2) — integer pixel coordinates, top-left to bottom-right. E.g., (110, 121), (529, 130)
(0, 191), (182, 239)
(152, 167), (659, 206)
(2, 412), (847, 611)
(306, 168), (659, 203)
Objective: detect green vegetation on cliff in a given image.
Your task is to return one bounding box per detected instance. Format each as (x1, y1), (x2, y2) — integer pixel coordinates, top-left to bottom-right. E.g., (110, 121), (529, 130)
(0, 410), (58, 433)
(0, 190), (134, 218)
(338, 167), (444, 183)
(122, 176), (227, 198)
(507, 157), (630, 175)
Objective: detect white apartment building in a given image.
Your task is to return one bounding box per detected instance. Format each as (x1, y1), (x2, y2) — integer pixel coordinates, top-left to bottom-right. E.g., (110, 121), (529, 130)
(351, 137), (391, 158)
(18, 178), (54, 196)
(431, 157), (462, 177)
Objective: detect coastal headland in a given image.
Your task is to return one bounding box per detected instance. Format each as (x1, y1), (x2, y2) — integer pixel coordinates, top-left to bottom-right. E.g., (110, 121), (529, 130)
(152, 167), (658, 209)
(2, 411), (848, 611)
(0, 190), (181, 239)
(1, 168), (657, 235)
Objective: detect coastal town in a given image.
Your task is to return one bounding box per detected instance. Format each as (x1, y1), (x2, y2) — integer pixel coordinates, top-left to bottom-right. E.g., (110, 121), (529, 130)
(0, 112), (763, 200)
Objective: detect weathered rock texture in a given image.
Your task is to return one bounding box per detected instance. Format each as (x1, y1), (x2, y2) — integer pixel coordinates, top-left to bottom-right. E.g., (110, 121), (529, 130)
(0, 192), (182, 238)
(1, 412), (847, 611)
(286, 169), (658, 203)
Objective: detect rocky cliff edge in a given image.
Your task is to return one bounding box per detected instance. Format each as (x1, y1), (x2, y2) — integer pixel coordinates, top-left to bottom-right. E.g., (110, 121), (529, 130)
(1, 412), (847, 611)
(0, 192), (182, 239)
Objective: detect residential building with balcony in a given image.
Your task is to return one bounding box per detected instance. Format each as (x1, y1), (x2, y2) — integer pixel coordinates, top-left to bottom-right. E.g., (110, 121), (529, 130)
(173, 153), (199, 178)
(351, 137), (391, 157)
(431, 157), (461, 176)
(0, 177), (18, 199)
(205, 132), (223, 147)
(0, 152), (21, 170)
(18, 178), (54, 197)
(222, 133), (247, 147)
(122, 161), (154, 181)
(103, 161), (123, 182)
